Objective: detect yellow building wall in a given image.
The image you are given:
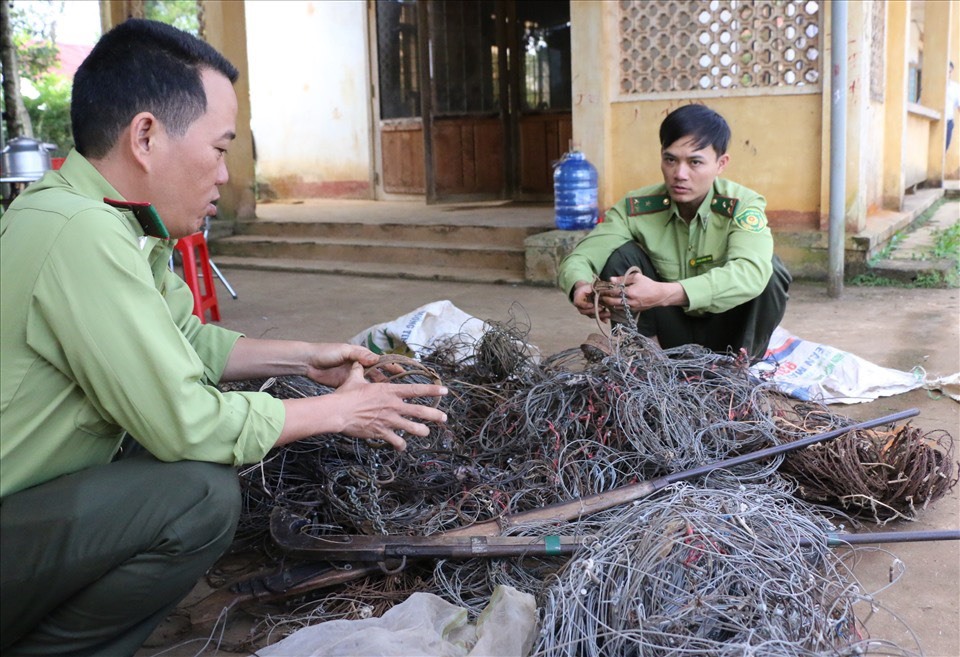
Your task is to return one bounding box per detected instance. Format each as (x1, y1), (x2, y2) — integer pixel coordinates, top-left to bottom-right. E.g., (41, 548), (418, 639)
(948, 2), (960, 179)
(864, 100), (887, 215)
(905, 110), (934, 187)
(608, 96), (822, 230)
(574, 0), (955, 255)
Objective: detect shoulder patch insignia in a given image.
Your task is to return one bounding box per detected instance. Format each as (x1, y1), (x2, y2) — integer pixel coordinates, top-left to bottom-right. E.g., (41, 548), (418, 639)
(733, 207), (768, 232)
(710, 195), (739, 218)
(627, 194), (671, 216)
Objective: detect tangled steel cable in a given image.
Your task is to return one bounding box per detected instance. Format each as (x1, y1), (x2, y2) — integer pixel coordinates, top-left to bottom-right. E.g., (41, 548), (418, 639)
(531, 482), (920, 657)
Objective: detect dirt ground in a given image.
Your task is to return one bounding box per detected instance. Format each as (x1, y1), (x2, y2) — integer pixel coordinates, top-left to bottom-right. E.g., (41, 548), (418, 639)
(139, 271), (959, 657)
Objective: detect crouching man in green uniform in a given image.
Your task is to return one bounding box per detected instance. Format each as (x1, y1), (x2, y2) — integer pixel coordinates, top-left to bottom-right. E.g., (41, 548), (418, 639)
(0, 20), (447, 657)
(558, 104), (791, 361)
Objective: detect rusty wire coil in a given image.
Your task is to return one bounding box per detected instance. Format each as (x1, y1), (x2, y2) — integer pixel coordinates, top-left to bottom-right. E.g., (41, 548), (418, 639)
(777, 411), (959, 524)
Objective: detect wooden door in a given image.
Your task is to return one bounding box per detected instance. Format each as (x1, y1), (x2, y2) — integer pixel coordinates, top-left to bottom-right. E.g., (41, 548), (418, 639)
(420, 0), (507, 202)
(374, 0), (572, 202)
(375, 0), (426, 195)
(511, 0), (573, 199)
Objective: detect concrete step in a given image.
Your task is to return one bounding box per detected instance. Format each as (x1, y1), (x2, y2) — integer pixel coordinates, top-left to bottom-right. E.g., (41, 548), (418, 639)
(233, 218), (543, 244)
(866, 257), (956, 286)
(211, 255), (530, 285)
(211, 199), (555, 284)
(774, 188), (947, 280)
(210, 235), (525, 271)
(857, 198), (958, 287)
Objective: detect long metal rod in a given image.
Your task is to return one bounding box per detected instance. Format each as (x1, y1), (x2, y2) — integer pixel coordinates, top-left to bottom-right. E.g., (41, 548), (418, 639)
(207, 259), (237, 299)
(821, 529), (960, 547)
(828, 0), (848, 298)
(271, 528), (960, 563)
(273, 527), (960, 562)
(664, 407), (918, 485)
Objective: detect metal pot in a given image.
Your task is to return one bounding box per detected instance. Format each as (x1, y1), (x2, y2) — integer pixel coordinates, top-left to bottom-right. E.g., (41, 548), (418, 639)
(1, 137), (58, 182)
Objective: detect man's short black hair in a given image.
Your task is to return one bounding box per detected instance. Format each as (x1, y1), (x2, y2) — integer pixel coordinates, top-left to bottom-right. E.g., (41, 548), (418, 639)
(71, 19), (239, 159)
(659, 104), (731, 156)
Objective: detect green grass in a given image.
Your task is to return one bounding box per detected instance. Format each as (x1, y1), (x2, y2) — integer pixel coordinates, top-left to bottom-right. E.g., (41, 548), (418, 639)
(869, 232), (903, 262)
(931, 220), (960, 260)
(848, 271), (956, 288)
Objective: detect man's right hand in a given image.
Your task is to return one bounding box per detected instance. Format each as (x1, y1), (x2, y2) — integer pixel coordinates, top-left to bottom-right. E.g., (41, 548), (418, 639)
(571, 281), (611, 321)
(276, 363), (447, 451)
(332, 362), (448, 449)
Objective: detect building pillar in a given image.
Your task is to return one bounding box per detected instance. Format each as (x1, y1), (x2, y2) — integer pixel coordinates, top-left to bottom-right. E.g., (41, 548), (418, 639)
(570, 0), (615, 210)
(947, 2), (960, 179)
(819, 1), (871, 233)
(818, 0), (832, 230)
(200, 1), (256, 221)
(922, 0), (951, 186)
(100, 0), (143, 29)
(836, 0), (872, 234)
(882, 0), (909, 210)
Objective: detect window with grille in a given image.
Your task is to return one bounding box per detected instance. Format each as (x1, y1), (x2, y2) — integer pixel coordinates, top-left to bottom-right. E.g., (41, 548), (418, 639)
(518, 2), (572, 112)
(617, 0), (822, 99)
(377, 0), (421, 120)
(429, 0), (500, 115)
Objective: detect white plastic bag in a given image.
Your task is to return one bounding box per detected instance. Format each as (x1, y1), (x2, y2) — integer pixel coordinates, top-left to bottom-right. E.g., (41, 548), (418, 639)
(752, 326), (946, 404)
(349, 300), (486, 361)
(255, 585), (537, 657)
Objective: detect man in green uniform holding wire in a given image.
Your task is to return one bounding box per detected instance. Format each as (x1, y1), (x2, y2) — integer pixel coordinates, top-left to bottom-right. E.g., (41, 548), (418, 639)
(559, 104), (791, 361)
(0, 20), (446, 656)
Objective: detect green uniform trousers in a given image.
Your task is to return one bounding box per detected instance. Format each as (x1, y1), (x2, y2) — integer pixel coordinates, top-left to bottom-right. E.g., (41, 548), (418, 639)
(600, 241), (792, 361)
(0, 453), (240, 656)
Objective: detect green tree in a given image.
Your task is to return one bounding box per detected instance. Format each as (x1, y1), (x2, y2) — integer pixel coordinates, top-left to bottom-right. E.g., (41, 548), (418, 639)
(2, 1), (66, 145)
(22, 72), (71, 155)
(11, 0), (61, 81)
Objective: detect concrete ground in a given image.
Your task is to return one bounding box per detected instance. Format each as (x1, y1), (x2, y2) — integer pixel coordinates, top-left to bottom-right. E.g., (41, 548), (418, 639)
(136, 264), (960, 657)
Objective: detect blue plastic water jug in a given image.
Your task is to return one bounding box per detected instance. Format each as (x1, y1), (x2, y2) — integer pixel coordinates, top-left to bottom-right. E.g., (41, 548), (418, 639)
(553, 151), (598, 230)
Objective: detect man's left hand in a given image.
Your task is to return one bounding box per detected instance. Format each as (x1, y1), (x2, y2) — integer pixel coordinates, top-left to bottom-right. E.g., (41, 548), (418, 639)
(600, 270), (688, 313)
(222, 338), (381, 386)
(304, 344), (380, 388)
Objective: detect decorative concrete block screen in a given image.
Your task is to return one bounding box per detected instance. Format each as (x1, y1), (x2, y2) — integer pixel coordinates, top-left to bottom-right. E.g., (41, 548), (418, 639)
(617, 0), (821, 98)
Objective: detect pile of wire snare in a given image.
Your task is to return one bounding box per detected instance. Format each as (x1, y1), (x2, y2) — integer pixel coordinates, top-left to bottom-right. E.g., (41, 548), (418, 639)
(220, 319), (956, 654)
(229, 323), (788, 547)
(529, 481), (919, 657)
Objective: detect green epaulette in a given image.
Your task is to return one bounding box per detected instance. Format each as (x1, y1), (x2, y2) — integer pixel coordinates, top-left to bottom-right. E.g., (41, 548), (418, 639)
(710, 194), (739, 218)
(627, 193), (671, 216)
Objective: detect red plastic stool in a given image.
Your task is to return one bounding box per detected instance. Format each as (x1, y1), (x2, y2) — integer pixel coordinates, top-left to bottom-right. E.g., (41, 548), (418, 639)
(174, 232), (220, 323)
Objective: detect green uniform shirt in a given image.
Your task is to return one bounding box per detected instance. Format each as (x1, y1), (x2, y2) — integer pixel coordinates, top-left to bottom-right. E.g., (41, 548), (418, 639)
(0, 151), (285, 499)
(558, 178), (774, 315)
